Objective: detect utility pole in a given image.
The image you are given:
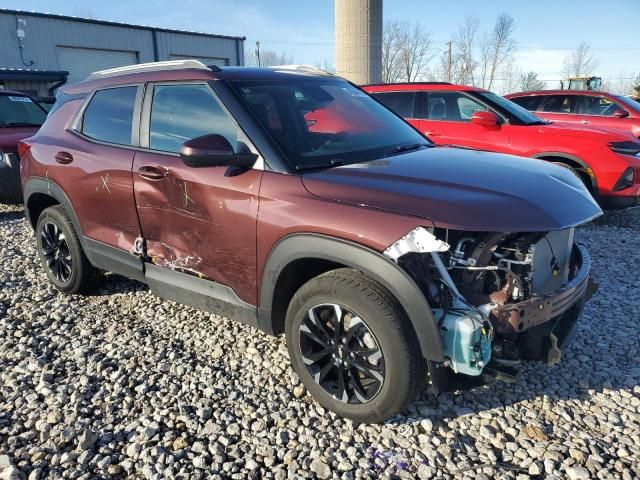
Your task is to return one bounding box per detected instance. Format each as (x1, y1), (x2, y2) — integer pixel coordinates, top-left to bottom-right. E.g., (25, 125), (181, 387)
(446, 41), (452, 83)
(255, 41), (261, 67)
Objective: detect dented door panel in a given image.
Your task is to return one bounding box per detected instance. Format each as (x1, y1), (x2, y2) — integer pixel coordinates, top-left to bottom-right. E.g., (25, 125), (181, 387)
(133, 150), (262, 305)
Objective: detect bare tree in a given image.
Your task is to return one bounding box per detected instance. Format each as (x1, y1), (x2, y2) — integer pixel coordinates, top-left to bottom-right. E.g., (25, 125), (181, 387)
(244, 47), (293, 67)
(314, 59), (336, 74)
(452, 16), (480, 85)
(480, 13), (517, 89)
(563, 42), (598, 78)
(498, 59), (522, 94)
(382, 21), (435, 82)
(518, 71), (547, 92)
(382, 21), (404, 83)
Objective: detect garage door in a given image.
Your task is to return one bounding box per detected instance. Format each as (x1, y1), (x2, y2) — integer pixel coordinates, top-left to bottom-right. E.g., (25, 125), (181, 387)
(170, 54), (229, 66)
(57, 47), (138, 84)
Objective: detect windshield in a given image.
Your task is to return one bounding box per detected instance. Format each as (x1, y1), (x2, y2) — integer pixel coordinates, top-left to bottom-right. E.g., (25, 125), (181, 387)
(231, 78), (430, 169)
(478, 91), (546, 125)
(614, 95), (640, 113)
(0, 94), (47, 127)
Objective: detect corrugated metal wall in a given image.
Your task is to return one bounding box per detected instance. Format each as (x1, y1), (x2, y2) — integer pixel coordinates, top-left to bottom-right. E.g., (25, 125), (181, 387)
(0, 10), (244, 86)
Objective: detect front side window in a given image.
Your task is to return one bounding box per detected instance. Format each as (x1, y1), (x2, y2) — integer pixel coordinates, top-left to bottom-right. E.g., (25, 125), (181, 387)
(82, 87), (137, 145)
(426, 91), (487, 122)
(370, 91), (417, 118)
(579, 96), (621, 116)
(0, 94), (47, 127)
(232, 78), (428, 169)
(149, 84), (238, 153)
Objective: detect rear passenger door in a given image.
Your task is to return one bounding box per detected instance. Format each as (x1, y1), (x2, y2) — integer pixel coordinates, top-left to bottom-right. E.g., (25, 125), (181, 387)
(66, 85), (143, 254)
(132, 82), (263, 305)
(538, 94), (583, 124)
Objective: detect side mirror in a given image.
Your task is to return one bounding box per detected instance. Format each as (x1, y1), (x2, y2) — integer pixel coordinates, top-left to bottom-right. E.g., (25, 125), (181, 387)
(612, 109), (629, 119)
(180, 134), (258, 168)
(471, 110), (499, 127)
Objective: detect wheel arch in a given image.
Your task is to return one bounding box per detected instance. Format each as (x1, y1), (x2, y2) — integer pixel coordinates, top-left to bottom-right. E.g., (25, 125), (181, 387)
(531, 152), (598, 192)
(23, 177), (84, 236)
(258, 233), (444, 362)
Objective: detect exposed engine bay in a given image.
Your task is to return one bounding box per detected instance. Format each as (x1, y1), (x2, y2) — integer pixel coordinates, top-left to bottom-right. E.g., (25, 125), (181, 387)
(385, 227), (595, 391)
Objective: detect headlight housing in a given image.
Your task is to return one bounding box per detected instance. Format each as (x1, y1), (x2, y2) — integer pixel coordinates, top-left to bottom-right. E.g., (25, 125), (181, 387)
(609, 141), (640, 156)
(383, 227), (449, 261)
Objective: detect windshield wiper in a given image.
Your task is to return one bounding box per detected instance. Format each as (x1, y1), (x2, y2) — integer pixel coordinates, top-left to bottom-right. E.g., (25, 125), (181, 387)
(295, 158), (346, 172)
(384, 142), (431, 158)
(0, 122), (42, 127)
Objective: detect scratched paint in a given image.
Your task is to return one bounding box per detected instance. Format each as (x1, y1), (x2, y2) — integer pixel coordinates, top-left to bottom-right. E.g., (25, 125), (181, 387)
(151, 242), (205, 278)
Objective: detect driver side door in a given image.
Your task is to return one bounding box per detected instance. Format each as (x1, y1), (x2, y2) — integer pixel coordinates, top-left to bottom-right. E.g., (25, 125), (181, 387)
(132, 82), (263, 305)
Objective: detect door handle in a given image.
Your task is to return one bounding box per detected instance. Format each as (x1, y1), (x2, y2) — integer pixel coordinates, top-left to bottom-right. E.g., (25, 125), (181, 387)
(137, 165), (167, 180)
(425, 131), (441, 137)
(54, 151), (73, 164)
(580, 120), (589, 124)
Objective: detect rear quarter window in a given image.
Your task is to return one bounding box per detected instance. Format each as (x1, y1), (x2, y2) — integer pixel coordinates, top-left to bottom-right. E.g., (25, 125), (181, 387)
(81, 87), (138, 145)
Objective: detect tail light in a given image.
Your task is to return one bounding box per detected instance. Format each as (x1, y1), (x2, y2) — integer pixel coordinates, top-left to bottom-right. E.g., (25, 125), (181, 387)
(17, 141), (31, 160)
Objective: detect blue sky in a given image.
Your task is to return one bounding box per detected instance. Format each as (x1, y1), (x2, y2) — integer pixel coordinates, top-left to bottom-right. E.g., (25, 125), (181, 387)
(3, 0), (639, 87)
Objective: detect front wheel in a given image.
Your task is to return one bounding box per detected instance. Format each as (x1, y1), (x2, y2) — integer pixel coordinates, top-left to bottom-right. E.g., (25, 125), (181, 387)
(35, 206), (102, 294)
(285, 268), (426, 423)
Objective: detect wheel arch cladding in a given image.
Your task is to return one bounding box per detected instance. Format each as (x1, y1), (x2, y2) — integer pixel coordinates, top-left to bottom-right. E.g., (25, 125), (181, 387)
(24, 178), (81, 231)
(533, 153), (597, 192)
(259, 234), (444, 362)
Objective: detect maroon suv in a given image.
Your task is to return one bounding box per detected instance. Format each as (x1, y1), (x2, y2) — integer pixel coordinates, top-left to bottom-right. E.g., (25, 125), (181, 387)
(0, 90), (47, 203)
(20, 61), (601, 422)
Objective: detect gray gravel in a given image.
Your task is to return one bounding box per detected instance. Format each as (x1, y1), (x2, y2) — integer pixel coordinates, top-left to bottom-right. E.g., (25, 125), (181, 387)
(1, 201), (639, 479)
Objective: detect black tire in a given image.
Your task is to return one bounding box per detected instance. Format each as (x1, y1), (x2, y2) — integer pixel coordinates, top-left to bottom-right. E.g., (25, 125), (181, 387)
(551, 162), (591, 192)
(285, 268), (426, 423)
(35, 205), (102, 294)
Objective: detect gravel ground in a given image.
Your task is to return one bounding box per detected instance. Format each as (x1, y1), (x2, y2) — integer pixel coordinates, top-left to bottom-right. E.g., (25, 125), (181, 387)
(1, 202), (639, 480)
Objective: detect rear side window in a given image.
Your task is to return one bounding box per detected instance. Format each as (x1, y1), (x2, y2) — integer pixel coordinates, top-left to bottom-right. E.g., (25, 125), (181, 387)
(370, 91), (417, 118)
(510, 96), (543, 111)
(82, 87), (137, 145)
(541, 95), (580, 114)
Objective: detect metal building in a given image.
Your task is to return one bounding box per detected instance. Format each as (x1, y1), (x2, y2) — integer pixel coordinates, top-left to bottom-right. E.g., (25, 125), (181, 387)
(335, 0), (382, 85)
(0, 9), (245, 96)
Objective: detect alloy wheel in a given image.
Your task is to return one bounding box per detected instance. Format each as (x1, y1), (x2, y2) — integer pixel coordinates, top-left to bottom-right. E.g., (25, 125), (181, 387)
(40, 221), (72, 283)
(299, 303), (385, 404)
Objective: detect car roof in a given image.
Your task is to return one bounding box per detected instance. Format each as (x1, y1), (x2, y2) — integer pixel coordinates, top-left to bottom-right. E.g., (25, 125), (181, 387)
(362, 83), (488, 93)
(60, 64), (340, 95)
(506, 90), (615, 98)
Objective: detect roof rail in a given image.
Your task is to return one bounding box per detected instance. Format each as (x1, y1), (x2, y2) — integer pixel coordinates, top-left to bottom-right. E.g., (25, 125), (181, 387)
(269, 64), (333, 75)
(87, 60), (211, 80)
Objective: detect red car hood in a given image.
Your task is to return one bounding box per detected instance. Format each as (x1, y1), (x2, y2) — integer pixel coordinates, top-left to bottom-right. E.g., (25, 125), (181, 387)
(538, 120), (636, 142)
(0, 127), (38, 153)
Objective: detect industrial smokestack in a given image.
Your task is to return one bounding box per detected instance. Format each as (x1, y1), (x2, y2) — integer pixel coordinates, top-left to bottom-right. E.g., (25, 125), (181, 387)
(335, 0), (382, 85)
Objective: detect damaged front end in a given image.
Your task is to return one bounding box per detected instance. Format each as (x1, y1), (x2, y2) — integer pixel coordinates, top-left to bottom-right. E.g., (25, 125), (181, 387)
(384, 226), (597, 394)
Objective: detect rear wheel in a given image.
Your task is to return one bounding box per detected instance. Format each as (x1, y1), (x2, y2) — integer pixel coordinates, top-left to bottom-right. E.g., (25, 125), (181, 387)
(36, 206), (102, 294)
(285, 268), (425, 423)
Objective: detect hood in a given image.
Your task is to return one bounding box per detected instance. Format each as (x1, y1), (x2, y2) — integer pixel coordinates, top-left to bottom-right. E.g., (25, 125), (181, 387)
(301, 147), (602, 232)
(538, 121), (637, 142)
(0, 127), (38, 153)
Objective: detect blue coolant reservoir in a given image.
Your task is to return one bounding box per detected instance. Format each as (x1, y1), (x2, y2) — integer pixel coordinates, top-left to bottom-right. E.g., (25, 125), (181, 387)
(436, 309), (492, 376)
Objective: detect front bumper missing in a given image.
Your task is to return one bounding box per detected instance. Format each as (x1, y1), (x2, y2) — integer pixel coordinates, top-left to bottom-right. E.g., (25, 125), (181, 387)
(490, 245), (595, 334)
(429, 244), (596, 395)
